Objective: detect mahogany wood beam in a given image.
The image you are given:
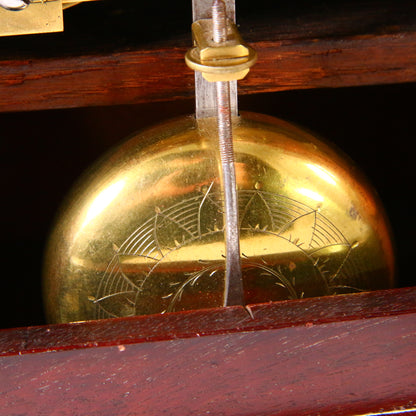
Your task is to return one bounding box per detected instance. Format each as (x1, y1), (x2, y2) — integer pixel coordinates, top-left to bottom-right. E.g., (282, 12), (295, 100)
(1, 287), (415, 416)
(1, 4), (416, 112)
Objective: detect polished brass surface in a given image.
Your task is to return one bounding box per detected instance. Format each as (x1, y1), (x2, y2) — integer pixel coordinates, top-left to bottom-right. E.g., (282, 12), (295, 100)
(0, 0), (99, 37)
(185, 18), (257, 82)
(0, 0), (63, 37)
(43, 112), (395, 323)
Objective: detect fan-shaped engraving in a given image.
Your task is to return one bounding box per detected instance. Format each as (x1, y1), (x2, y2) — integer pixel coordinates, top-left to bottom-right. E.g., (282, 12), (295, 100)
(93, 189), (361, 319)
(277, 210), (317, 249)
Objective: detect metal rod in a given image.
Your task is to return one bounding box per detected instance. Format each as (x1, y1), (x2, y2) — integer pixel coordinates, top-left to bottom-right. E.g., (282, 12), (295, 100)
(192, 0), (237, 118)
(212, 0), (243, 306)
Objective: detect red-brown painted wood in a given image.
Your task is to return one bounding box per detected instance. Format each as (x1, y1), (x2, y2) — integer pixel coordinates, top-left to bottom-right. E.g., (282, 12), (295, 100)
(1, 2), (415, 415)
(1, 2), (416, 112)
(1, 287), (415, 416)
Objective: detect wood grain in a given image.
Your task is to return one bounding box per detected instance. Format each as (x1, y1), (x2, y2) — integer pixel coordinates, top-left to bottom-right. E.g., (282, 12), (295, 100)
(1, 287), (415, 416)
(1, 2), (416, 112)
(1, 2), (415, 414)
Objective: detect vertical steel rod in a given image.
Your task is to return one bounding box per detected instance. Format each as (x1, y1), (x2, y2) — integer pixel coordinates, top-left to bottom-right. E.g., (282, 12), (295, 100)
(192, 0), (237, 118)
(212, 0), (243, 306)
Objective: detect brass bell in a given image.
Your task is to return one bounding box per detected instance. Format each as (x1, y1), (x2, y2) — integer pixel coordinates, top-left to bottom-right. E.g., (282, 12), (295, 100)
(43, 112), (394, 323)
(42, 1), (394, 324)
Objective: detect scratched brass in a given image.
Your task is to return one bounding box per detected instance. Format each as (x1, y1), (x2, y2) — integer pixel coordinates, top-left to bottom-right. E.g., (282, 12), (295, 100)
(0, 0), (100, 37)
(43, 113), (395, 323)
(0, 0), (63, 37)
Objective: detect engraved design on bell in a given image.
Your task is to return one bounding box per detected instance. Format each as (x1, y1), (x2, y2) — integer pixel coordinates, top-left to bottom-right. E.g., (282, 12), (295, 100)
(94, 188), (361, 320)
(43, 113), (395, 323)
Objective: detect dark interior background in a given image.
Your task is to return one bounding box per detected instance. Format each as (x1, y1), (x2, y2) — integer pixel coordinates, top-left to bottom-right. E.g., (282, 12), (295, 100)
(0, 0), (414, 328)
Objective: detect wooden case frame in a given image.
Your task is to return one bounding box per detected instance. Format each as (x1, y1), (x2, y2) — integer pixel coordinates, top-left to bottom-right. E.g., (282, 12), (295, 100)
(1, 1), (415, 415)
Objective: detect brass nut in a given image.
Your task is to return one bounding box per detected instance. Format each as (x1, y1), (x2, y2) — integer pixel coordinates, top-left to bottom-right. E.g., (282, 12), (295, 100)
(185, 19), (257, 82)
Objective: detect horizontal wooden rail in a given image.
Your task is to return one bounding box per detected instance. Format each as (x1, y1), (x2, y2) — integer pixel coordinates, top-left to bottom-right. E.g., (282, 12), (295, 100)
(1, 287), (415, 416)
(1, 1), (416, 112)
(1, 2), (415, 414)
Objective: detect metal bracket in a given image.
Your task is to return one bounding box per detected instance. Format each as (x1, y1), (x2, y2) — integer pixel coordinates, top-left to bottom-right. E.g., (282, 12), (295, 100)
(0, 0), (99, 37)
(185, 19), (257, 82)
(191, 0), (238, 119)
